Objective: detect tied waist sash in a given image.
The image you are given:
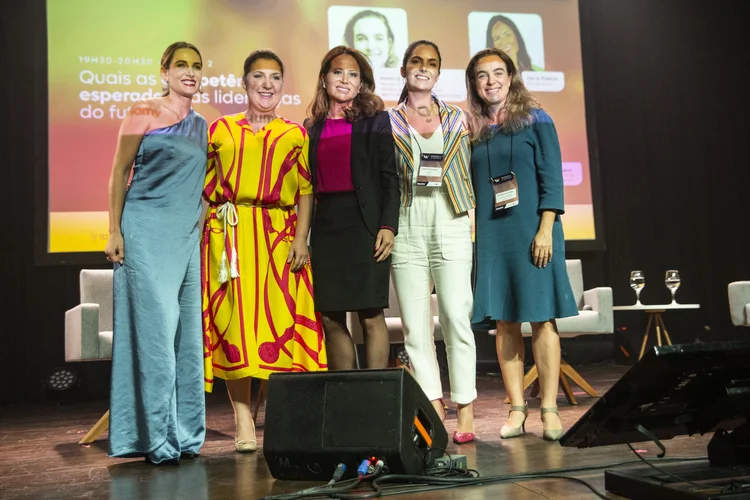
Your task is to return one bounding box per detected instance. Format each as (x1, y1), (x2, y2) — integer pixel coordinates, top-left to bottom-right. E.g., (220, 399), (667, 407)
(210, 201), (292, 283)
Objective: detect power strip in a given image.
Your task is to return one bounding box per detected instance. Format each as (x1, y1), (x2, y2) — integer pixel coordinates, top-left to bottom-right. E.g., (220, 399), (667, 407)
(433, 454), (468, 469)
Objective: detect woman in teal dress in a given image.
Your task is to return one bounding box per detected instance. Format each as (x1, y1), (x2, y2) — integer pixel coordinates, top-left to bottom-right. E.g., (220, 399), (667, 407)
(104, 42), (207, 464)
(465, 48), (578, 442)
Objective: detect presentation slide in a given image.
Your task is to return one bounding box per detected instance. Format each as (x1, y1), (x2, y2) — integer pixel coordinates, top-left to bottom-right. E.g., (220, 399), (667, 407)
(46, 0), (596, 254)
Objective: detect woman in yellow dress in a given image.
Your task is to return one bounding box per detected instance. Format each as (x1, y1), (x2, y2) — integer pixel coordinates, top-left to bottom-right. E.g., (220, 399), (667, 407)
(202, 50), (327, 452)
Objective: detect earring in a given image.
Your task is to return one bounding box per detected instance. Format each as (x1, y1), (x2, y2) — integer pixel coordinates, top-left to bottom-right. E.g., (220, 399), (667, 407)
(199, 83), (204, 93)
(161, 78), (168, 87)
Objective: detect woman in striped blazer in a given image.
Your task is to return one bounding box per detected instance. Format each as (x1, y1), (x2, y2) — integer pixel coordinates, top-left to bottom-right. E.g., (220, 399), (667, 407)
(387, 40), (477, 444)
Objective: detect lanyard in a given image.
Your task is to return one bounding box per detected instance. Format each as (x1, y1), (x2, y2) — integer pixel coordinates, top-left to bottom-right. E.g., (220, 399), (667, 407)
(486, 127), (513, 180)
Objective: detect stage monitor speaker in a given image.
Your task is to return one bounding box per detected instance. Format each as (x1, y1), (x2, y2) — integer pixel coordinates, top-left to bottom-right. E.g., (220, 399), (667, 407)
(560, 340), (750, 500)
(263, 368), (448, 481)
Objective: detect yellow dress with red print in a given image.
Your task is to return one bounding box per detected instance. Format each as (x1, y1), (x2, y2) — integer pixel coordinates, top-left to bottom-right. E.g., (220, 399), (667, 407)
(202, 113), (327, 391)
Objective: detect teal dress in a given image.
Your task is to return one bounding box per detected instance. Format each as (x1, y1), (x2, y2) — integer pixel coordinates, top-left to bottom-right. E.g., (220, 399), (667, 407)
(109, 110), (207, 463)
(470, 109), (578, 328)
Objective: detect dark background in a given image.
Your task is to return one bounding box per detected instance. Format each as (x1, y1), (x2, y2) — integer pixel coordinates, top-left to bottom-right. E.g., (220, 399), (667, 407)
(2, 0), (748, 405)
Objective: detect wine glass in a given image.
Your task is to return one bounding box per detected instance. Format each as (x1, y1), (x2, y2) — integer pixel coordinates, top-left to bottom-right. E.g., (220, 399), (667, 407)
(630, 270), (645, 305)
(665, 270), (681, 304)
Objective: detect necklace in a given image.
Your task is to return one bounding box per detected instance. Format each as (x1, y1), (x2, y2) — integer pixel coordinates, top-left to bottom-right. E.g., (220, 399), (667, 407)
(406, 102), (437, 123)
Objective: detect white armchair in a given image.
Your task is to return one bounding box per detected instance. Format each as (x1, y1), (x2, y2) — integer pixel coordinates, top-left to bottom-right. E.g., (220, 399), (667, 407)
(65, 269), (114, 362)
(729, 281), (750, 327)
(493, 259), (614, 404)
(520, 260), (614, 337)
(65, 269), (113, 444)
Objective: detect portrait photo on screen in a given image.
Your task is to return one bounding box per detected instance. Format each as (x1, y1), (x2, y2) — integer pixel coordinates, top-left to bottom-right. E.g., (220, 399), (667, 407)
(41, 0), (599, 261)
(468, 12), (545, 73)
(328, 6), (408, 71)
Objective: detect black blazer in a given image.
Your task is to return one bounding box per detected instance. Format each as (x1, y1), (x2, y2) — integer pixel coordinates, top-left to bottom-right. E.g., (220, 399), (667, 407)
(307, 110), (400, 237)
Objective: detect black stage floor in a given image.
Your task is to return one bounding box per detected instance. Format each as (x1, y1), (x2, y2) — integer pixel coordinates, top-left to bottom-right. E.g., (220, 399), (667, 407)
(0, 364), (712, 499)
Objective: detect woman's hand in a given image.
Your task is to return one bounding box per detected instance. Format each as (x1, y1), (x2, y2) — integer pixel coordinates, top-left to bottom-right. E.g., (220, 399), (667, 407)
(531, 229), (553, 268)
(374, 228), (395, 262)
(287, 238), (309, 273)
(105, 232), (125, 263)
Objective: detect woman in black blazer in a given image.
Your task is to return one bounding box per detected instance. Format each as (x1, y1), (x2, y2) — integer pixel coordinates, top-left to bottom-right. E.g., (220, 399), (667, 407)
(304, 45), (400, 370)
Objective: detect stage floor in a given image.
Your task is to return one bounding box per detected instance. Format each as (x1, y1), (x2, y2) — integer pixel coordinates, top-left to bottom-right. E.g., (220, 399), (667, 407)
(0, 364), (711, 500)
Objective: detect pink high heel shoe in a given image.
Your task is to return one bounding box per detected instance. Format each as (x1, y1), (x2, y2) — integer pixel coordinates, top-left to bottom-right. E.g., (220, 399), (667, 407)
(452, 404), (476, 444)
(452, 430), (475, 444)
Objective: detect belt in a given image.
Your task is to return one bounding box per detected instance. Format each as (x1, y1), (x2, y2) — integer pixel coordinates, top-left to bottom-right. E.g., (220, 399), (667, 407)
(211, 201), (291, 283)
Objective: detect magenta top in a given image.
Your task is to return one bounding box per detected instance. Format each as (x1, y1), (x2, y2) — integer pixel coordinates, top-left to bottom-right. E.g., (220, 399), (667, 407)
(316, 118), (354, 193)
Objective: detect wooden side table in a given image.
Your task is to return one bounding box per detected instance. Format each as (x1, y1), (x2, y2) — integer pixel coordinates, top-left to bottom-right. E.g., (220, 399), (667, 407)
(613, 303), (700, 359)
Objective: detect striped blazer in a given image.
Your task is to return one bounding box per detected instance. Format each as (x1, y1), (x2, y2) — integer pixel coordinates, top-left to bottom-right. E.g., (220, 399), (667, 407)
(388, 96), (476, 214)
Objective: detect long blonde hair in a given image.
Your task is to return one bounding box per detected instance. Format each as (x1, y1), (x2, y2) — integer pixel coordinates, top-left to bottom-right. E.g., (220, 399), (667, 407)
(465, 48), (540, 142)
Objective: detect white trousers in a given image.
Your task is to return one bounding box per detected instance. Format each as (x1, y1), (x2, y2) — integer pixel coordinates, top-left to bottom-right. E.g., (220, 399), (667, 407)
(391, 186), (477, 404)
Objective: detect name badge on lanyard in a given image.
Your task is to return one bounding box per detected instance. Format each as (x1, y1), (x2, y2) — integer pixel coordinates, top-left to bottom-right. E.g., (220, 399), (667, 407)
(416, 153), (444, 187)
(491, 172), (519, 211)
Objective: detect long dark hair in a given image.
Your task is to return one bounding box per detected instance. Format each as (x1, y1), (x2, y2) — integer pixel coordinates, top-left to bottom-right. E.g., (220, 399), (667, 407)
(242, 49), (285, 88)
(465, 48), (540, 142)
(485, 15), (532, 73)
(305, 46), (384, 128)
(160, 41), (202, 96)
(343, 9), (399, 68)
(397, 40), (442, 104)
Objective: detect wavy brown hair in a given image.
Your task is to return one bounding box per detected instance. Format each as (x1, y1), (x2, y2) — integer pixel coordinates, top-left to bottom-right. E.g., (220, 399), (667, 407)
(465, 48), (540, 143)
(305, 46), (384, 128)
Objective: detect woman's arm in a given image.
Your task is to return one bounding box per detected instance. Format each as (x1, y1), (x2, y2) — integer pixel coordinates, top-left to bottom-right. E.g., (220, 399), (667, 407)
(531, 210), (556, 268)
(289, 127), (314, 272)
(376, 112), (400, 230)
(291, 193), (313, 270)
(531, 110), (565, 268)
(104, 101), (153, 263)
(457, 108), (477, 239)
(200, 128), (219, 229)
(374, 111), (399, 262)
(533, 110), (565, 215)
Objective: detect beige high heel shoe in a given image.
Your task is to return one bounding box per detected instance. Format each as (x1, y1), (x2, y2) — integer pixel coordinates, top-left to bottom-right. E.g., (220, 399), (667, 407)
(500, 403), (528, 439)
(541, 407), (564, 441)
(235, 438), (258, 453)
(235, 416), (258, 453)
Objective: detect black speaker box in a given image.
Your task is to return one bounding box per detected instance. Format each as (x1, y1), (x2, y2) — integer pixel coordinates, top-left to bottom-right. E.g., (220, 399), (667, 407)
(263, 368), (448, 481)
